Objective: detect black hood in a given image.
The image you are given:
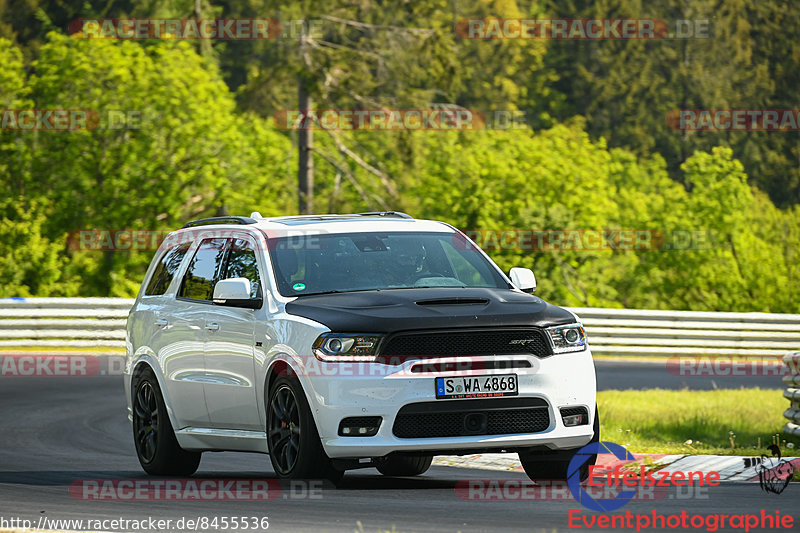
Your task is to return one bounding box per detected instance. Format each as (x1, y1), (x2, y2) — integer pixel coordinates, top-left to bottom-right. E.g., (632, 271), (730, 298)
(284, 287), (575, 333)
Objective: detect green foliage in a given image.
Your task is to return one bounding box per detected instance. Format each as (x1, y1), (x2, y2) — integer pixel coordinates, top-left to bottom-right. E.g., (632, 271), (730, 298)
(0, 4), (798, 311)
(404, 127), (800, 311)
(0, 34), (289, 296)
(0, 37), (28, 107)
(0, 200), (73, 297)
(541, 0), (799, 206)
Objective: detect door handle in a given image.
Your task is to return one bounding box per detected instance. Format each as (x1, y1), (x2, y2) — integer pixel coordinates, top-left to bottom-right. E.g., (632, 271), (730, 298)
(154, 319), (168, 328)
(205, 323), (220, 332)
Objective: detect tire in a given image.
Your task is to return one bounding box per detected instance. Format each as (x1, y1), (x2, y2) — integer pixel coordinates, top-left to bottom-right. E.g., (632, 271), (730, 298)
(376, 455), (433, 477)
(519, 406), (600, 482)
(266, 376), (343, 482)
(132, 368), (202, 476)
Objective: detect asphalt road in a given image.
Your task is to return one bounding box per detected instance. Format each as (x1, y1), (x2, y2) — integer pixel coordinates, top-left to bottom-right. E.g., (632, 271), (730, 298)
(0, 371), (795, 533)
(594, 359), (785, 390)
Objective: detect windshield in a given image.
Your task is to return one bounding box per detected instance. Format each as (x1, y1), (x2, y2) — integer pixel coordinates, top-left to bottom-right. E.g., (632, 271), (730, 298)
(268, 231), (509, 297)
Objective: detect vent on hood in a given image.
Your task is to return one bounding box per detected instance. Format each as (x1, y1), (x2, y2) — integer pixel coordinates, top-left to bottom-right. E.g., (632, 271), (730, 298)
(415, 298), (489, 306)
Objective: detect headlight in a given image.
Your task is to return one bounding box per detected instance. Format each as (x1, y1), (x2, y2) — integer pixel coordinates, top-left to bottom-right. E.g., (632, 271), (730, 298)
(312, 333), (382, 362)
(545, 323), (587, 354)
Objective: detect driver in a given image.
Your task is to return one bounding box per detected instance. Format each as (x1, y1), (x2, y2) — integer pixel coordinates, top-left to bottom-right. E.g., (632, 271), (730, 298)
(386, 239), (426, 286)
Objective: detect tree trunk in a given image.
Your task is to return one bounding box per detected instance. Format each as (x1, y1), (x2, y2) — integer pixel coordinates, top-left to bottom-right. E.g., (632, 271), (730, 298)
(297, 79), (314, 214)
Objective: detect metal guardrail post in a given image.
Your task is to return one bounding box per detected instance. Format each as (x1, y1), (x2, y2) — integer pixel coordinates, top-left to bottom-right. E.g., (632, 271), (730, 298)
(783, 352), (800, 438)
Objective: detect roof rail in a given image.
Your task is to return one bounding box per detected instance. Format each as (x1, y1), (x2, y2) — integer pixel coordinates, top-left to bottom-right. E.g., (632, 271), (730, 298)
(182, 216), (257, 229)
(355, 211), (414, 219)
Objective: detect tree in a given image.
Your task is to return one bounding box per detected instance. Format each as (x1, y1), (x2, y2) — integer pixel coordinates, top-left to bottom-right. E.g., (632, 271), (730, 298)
(539, 0), (796, 205)
(2, 32), (289, 295)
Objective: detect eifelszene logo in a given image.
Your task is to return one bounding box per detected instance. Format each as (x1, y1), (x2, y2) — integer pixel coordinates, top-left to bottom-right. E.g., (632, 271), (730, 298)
(567, 441), (721, 512)
(567, 441), (636, 512)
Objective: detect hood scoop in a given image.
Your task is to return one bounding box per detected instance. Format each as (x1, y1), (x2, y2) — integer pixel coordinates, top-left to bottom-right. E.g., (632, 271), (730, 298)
(415, 297), (490, 306)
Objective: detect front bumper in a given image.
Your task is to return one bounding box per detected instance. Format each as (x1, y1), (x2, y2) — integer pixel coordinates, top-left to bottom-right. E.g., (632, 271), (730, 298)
(293, 348), (597, 458)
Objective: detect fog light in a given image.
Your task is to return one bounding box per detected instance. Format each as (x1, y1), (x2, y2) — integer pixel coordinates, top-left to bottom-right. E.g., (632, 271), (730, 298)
(327, 338), (343, 353)
(338, 416), (382, 437)
(560, 406), (589, 427)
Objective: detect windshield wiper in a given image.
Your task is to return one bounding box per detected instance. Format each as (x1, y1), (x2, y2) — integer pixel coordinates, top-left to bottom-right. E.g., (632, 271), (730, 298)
(386, 285), (467, 290)
(296, 286), (470, 296)
(298, 290), (344, 295)
(297, 288), (380, 296)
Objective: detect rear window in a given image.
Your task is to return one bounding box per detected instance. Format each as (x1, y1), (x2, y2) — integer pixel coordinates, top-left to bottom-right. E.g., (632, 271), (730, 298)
(144, 242), (192, 296)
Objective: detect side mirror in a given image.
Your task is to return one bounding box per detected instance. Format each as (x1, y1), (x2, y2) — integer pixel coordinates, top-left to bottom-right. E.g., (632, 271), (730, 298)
(509, 267), (536, 293)
(213, 278), (262, 309)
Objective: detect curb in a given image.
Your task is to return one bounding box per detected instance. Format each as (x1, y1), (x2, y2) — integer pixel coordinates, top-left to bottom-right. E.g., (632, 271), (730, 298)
(433, 452), (799, 482)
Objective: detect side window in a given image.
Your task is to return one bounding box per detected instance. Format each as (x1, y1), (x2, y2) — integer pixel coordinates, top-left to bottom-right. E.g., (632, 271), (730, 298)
(179, 238), (228, 301)
(144, 242), (191, 296)
(225, 238), (262, 299)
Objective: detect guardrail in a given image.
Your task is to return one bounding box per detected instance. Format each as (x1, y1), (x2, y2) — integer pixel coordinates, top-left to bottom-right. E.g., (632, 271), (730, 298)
(570, 307), (800, 358)
(0, 298), (131, 348)
(784, 352), (800, 438)
(0, 299), (798, 358)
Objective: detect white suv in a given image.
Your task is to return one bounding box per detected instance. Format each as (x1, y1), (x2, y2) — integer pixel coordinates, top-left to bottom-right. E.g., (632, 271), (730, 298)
(124, 212), (597, 482)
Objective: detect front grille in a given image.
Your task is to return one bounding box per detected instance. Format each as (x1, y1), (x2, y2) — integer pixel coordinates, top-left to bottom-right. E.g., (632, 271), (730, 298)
(392, 398), (551, 438)
(379, 328), (552, 359)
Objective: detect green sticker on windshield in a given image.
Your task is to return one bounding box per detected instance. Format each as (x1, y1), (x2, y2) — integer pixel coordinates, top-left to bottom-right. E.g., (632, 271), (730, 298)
(292, 282), (306, 291)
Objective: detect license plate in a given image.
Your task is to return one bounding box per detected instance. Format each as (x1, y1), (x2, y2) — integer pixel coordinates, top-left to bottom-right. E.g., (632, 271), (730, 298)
(435, 374), (518, 399)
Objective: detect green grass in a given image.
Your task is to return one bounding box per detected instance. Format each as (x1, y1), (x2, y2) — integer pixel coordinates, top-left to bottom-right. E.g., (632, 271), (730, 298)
(598, 388), (799, 456)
